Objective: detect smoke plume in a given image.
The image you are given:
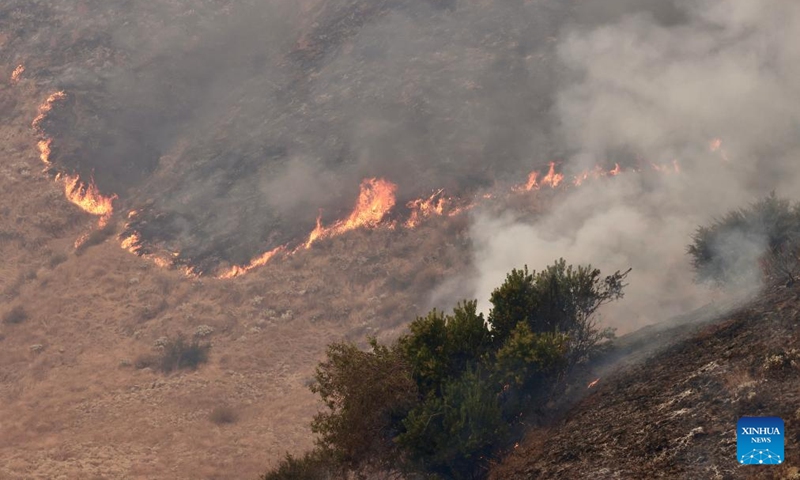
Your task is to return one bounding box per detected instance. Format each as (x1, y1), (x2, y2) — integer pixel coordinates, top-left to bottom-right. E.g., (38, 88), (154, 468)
(15, 0), (800, 316)
(459, 0), (800, 331)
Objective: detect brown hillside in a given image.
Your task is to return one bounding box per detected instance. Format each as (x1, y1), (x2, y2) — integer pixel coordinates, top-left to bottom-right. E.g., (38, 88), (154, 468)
(0, 74), (472, 479)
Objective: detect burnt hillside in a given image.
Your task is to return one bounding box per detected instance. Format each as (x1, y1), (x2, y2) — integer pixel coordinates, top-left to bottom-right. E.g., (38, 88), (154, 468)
(492, 286), (800, 479)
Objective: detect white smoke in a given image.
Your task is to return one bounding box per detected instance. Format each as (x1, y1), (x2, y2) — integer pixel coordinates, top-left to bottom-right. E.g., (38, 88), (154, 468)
(457, 0), (800, 332)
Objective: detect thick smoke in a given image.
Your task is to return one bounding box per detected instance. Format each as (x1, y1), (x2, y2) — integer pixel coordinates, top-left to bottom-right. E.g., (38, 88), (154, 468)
(30, 0), (576, 271)
(458, 0), (800, 331)
(19, 0), (800, 295)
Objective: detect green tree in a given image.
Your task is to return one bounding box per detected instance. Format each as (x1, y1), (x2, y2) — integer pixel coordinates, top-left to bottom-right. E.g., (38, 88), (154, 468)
(263, 260), (630, 480)
(399, 300), (492, 396)
(494, 322), (568, 389)
(398, 368), (505, 479)
(488, 259), (628, 364)
(310, 339), (417, 472)
(688, 193), (800, 285)
(486, 267), (537, 346)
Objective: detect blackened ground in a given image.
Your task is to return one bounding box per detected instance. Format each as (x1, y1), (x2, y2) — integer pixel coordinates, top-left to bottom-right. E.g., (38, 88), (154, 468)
(492, 285), (800, 479)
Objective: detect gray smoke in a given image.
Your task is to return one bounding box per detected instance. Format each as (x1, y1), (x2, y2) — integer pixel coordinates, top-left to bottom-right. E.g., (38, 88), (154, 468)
(16, 0), (800, 289)
(26, 0), (574, 270)
(455, 0), (800, 331)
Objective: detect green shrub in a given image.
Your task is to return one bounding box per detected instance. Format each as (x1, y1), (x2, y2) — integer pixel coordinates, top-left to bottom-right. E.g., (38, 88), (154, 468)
(3, 305), (27, 324)
(209, 405), (238, 425)
(688, 193), (800, 285)
(263, 259), (629, 480)
(311, 339), (417, 472)
(398, 300), (492, 395)
(157, 335), (210, 372)
(398, 367), (506, 479)
(494, 323), (569, 389)
(488, 259), (627, 365)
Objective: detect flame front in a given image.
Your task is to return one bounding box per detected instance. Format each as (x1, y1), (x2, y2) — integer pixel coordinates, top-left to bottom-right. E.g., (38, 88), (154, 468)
(587, 378), (600, 389)
(11, 64), (25, 84)
(37, 139), (53, 165)
(120, 229), (177, 269)
(32, 91), (67, 135)
(650, 160), (681, 174)
(91, 152), (685, 277)
(709, 137), (730, 162)
(517, 162), (564, 191)
(304, 178), (397, 249)
(405, 189), (447, 228)
(218, 246), (285, 279)
(34, 92), (117, 227)
(60, 174), (116, 221)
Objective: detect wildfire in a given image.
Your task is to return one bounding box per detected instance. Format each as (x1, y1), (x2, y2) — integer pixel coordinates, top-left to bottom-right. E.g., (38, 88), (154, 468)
(587, 378), (600, 389)
(709, 137), (730, 162)
(59, 173), (116, 227)
(304, 178), (397, 249)
(11, 64), (25, 84)
(120, 230), (177, 269)
(217, 246), (285, 279)
(405, 189), (447, 228)
(650, 159), (681, 174)
(73, 232), (90, 250)
(519, 162), (626, 191)
(33, 92), (117, 228)
(32, 91), (67, 134)
(78, 144), (693, 277)
(541, 162), (564, 188)
(37, 139), (53, 165)
(517, 161), (566, 192)
(120, 231), (141, 252)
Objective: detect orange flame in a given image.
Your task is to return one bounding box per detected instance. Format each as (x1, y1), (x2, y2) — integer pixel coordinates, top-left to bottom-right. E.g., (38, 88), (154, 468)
(11, 64), (25, 84)
(37, 139), (53, 165)
(32, 91), (67, 134)
(59, 173), (116, 226)
(119, 229), (178, 269)
(34, 92), (117, 228)
(541, 162), (564, 188)
(587, 378), (600, 389)
(120, 231), (141, 252)
(709, 137), (730, 162)
(650, 160), (681, 174)
(304, 178), (397, 249)
(405, 189), (447, 228)
(73, 232), (90, 249)
(217, 246), (286, 279)
(519, 171), (540, 192)
(516, 162), (566, 192)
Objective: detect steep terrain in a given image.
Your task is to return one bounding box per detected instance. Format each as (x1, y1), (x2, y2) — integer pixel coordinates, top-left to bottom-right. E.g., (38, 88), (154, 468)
(1, 76), (472, 479)
(492, 286), (800, 479)
(3, 1), (799, 479)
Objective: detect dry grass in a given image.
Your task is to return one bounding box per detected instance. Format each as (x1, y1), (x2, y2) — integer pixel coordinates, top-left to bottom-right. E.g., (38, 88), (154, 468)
(0, 28), (478, 478)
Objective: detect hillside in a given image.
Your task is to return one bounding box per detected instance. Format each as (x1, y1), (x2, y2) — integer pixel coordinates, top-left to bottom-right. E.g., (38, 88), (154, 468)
(491, 285), (800, 479)
(3, 0), (800, 478)
(1, 74), (473, 479)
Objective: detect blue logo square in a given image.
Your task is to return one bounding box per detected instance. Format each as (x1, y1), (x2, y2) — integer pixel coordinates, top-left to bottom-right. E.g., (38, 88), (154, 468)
(737, 417), (784, 465)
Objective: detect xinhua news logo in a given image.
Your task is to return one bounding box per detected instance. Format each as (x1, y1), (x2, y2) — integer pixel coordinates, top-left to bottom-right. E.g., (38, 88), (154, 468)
(737, 417), (784, 465)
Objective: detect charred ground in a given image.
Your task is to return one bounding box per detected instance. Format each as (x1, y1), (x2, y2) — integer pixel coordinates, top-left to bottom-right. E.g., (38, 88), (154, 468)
(492, 286), (800, 479)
